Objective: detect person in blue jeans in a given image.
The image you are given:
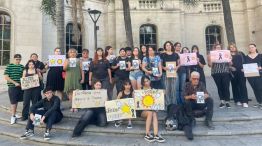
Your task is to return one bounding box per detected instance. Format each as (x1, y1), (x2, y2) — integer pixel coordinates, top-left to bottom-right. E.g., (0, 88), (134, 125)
(72, 80), (107, 137)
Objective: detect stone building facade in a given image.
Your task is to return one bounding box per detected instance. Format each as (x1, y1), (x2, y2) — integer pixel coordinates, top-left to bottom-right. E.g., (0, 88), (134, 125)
(0, 0), (261, 74)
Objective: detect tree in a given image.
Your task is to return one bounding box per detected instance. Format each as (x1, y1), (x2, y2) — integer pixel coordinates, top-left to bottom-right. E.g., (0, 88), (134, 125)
(184, 0), (236, 44)
(122, 0), (134, 48)
(55, 0), (65, 54)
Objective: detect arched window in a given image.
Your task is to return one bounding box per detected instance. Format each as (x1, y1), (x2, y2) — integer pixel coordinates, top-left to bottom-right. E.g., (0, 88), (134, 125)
(66, 23), (82, 56)
(140, 24), (157, 49)
(205, 25), (222, 52)
(0, 12), (11, 65)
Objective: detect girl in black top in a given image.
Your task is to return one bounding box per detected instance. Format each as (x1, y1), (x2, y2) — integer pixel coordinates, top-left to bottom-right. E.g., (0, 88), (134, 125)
(105, 46), (116, 99)
(22, 60), (43, 120)
(190, 45), (206, 86)
(139, 45), (147, 60)
(229, 44), (248, 107)
(244, 44), (262, 108)
(115, 79), (134, 128)
(89, 48), (112, 100)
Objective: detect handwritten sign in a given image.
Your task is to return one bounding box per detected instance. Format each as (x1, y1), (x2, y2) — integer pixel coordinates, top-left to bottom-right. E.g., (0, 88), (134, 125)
(210, 50), (231, 63)
(166, 62), (176, 78)
(69, 58), (77, 67)
(134, 89), (165, 110)
(72, 90), (108, 108)
(20, 75), (40, 90)
(105, 98), (136, 121)
(243, 63), (260, 77)
(179, 53), (198, 66)
(48, 55), (66, 67)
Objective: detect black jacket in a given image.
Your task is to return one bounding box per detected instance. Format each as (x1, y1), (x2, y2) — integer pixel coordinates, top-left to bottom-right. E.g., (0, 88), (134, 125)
(30, 95), (63, 118)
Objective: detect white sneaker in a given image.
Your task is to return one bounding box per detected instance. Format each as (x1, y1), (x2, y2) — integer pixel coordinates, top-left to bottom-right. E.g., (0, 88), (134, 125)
(15, 114), (22, 119)
(243, 103), (248, 108)
(236, 102), (242, 106)
(10, 116), (16, 125)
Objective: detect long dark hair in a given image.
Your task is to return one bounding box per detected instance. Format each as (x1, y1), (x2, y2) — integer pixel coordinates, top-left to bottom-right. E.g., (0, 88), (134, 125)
(25, 59), (36, 70)
(105, 46), (112, 57)
(163, 41), (174, 52)
(93, 48), (106, 65)
(146, 46), (156, 57)
(121, 79), (133, 93)
(191, 45), (199, 53)
(141, 75), (151, 87)
(92, 80), (102, 89)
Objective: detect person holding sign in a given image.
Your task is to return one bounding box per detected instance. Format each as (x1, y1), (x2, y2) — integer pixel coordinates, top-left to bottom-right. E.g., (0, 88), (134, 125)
(129, 47), (144, 90)
(244, 44), (262, 108)
(21, 60), (42, 121)
(63, 48), (82, 112)
(112, 48), (130, 94)
(229, 44), (248, 107)
(20, 87), (63, 140)
(115, 79), (134, 128)
(46, 48), (64, 101)
(4, 54), (24, 124)
(80, 49), (92, 90)
(72, 80), (107, 138)
(208, 44), (232, 108)
(190, 45), (206, 87)
(184, 72), (214, 130)
(105, 46), (116, 99)
(142, 46), (163, 89)
(89, 48), (112, 100)
(139, 76), (166, 143)
(160, 41), (179, 109)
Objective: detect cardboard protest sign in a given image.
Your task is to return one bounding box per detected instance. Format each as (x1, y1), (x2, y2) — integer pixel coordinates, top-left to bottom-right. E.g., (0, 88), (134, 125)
(72, 90), (107, 108)
(134, 89), (165, 110)
(196, 92), (205, 104)
(210, 50), (231, 63)
(179, 53), (198, 66)
(69, 58), (77, 67)
(48, 55), (66, 67)
(33, 114), (42, 126)
(105, 98), (136, 121)
(166, 62), (177, 78)
(20, 75), (40, 90)
(243, 63), (260, 77)
(132, 59), (140, 70)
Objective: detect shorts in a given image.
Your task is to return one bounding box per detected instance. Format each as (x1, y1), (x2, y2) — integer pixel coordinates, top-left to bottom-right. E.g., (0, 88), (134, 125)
(129, 70), (143, 81)
(8, 86), (23, 104)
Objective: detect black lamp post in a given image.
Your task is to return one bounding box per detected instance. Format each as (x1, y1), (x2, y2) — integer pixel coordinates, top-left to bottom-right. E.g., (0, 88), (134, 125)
(88, 9), (101, 50)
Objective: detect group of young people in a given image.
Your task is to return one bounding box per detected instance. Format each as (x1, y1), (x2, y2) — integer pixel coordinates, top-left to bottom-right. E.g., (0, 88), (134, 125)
(4, 41), (261, 142)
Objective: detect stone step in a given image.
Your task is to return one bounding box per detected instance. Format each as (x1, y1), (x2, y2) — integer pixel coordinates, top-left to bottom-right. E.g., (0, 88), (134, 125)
(1, 110), (262, 137)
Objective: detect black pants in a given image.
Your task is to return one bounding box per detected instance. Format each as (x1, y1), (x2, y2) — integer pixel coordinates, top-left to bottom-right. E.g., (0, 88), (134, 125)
(185, 98), (214, 121)
(115, 77), (126, 95)
(212, 73), (231, 102)
(247, 76), (262, 104)
(231, 71), (248, 103)
(22, 87), (41, 119)
(72, 108), (107, 136)
(82, 71), (91, 90)
(151, 80), (163, 89)
(26, 109), (63, 131)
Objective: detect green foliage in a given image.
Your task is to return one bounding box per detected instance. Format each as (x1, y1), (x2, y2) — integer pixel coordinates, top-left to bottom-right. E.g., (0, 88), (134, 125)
(40, 0), (56, 23)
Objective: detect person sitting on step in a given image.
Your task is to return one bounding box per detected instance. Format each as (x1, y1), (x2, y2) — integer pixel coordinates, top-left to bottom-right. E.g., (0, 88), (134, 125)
(71, 80), (107, 138)
(183, 71), (215, 130)
(20, 87), (63, 140)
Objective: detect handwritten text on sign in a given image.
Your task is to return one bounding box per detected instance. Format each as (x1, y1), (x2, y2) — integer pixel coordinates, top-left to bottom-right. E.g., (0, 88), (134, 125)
(72, 90), (107, 108)
(105, 98), (136, 121)
(48, 55), (66, 67)
(20, 75), (40, 90)
(134, 89), (165, 110)
(210, 50), (231, 63)
(179, 53), (198, 66)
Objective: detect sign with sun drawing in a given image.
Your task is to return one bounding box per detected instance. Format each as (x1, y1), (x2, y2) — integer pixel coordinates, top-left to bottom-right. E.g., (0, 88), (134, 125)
(48, 55), (66, 67)
(105, 98), (136, 121)
(134, 89), (165, 110)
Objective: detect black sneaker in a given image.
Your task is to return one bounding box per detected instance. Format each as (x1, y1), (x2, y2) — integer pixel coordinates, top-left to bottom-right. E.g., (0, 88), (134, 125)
(114, 120), (122, 127)
(20, 129), (34, 139)
(219, 103), (225, 108)
(44, 132), (51, 140)
(226, 103), (231, 108)
(154, 135), (166, 143)
(144, 134), (155, 142)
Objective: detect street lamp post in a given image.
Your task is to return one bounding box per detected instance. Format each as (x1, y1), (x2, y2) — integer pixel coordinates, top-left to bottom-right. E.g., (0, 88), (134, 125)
(88, 9), (101, 50)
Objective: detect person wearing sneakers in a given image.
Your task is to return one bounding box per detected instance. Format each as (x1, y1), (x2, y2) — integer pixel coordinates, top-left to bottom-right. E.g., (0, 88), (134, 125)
(208, 44), (232, 108)
(183, 71), (215, 130)
(139, 76), (166, 143)
(4, 54), (24, 124)
(115, 79), (134, 129)
(20, 87), (63, 140)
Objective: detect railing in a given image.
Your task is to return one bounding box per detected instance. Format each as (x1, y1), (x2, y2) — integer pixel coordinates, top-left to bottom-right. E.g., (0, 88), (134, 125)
(203, 2), (222, 12)
(138, 0), (158, 9)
